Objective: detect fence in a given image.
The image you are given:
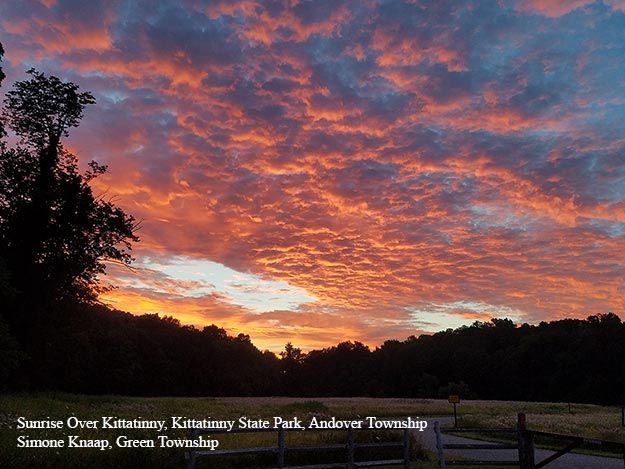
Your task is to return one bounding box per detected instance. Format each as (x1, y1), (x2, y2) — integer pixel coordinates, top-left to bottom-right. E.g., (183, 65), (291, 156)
(186, 425), (412, 469)
(435, 421), (519, 467)
(435, 413), (625, 468)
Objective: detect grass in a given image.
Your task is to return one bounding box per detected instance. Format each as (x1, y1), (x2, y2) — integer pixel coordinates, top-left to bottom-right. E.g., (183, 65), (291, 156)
(452, 399), (625, 443)
(440, 400), (625, 461)
(1, 394), (624, 468)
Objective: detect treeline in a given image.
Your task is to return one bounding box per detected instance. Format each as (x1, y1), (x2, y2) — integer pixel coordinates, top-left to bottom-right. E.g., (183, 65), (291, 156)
(2, 305), (625, 404)
(281, 314), (625, 404)
(2, 302), (279, 396)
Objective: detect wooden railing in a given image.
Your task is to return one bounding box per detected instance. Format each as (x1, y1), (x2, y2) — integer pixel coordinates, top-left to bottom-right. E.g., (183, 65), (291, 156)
(435, 422), (519, 467)
(185, 425), (412, 469)
(436, 413), (625, 469)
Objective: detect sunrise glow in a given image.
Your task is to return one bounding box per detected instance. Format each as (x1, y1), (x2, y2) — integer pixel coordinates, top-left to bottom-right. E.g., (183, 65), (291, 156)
(2, 1), (625, 350)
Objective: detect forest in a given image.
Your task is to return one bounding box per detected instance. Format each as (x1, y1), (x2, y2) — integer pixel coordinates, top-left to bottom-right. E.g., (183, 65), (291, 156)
(1, 44), (624, 406)
(2, 301), (625, 404)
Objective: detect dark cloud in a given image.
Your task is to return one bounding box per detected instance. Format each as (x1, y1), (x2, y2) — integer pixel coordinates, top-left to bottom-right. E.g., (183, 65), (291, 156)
(261, 77), (299, 93)
(292, 0), (342, 25)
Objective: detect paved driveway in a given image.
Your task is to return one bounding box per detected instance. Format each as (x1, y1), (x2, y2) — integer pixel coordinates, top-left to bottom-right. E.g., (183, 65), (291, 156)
(415, 417), (624, 468)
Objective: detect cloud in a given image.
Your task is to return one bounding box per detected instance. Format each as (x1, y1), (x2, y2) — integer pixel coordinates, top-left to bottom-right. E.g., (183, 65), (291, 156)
(2, 0), (625, 350)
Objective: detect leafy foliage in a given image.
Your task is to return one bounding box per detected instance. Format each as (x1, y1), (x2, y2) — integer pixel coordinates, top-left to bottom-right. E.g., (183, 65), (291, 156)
(2, 68), (95, 150)
(0, 41), (4, 135)
(0, 69), (138, 306)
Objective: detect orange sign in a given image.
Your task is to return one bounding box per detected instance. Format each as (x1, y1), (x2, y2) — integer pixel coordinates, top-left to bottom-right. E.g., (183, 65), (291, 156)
(448, 394), (460, 404)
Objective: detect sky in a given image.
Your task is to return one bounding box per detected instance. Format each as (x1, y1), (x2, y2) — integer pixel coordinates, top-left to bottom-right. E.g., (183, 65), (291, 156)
(1, 0), (625, 352)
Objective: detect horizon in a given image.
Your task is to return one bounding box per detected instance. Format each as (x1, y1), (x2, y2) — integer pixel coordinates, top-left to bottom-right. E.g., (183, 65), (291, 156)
(2, 1), (625, 351)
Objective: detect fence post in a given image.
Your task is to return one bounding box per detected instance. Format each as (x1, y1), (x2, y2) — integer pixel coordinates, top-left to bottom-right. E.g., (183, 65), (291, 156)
(402, 427), (410, 469)
(434, 421), (445, 469)
(347, 428), (355, 469)
(277, 427), (285, 469)
(186, 428), (198, 469)
(517, 413), (535, 469)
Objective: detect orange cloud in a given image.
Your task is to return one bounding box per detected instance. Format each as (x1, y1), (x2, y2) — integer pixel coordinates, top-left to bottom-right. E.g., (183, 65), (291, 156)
(515, 0), (592, 17)
(3, 0), (625, 351)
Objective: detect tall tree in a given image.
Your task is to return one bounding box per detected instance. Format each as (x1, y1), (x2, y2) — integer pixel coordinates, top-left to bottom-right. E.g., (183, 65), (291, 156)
(0, 41), (5, 136)
(0, 41), (5, 85)
(0, 69), (139, 310)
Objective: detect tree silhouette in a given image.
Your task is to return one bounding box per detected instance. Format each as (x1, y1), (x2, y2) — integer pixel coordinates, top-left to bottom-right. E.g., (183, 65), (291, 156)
(278, 342), (305, 394)
(0, 42), (5, 136)
(0, 69), (139, 310)
(0, 41), (5, 85)
(2, 68), (95, 162)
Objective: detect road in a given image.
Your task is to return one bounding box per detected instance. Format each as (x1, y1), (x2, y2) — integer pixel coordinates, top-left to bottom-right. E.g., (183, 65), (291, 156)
(415, 417), (624, 468)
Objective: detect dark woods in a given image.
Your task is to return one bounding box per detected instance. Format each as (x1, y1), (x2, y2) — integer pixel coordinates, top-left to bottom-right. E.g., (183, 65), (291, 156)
(275, 314), (625, 404)
(1, 46), (624, 405)
(4, 305), (625, 404)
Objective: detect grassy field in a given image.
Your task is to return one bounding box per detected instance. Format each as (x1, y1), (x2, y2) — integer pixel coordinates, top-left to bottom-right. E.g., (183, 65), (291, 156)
(1, 394), (624, 468)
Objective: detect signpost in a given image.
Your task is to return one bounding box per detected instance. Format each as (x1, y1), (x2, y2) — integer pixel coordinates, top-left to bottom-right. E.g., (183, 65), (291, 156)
(448, 394), (460, 427)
